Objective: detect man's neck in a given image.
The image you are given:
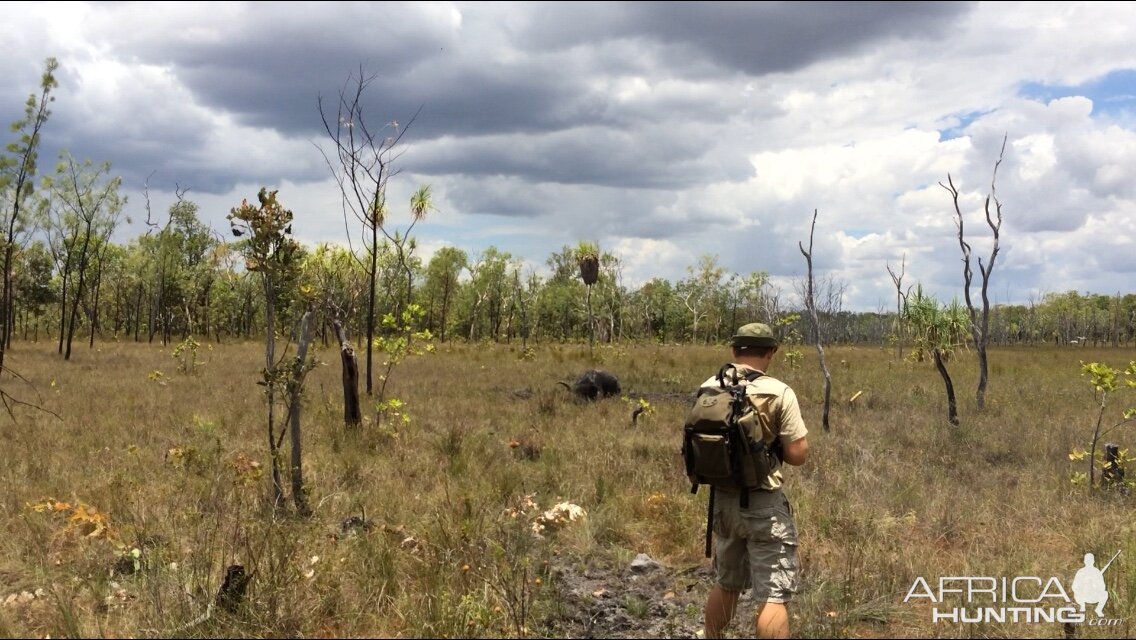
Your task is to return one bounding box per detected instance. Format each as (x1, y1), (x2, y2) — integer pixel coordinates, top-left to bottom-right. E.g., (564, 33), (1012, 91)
(735, 357), (771, 373)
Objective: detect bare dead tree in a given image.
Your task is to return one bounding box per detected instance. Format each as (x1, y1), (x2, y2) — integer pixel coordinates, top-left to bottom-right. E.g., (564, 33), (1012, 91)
(798, 210), (832, 432)
(886, 253), (909, 361)
(942, 134), (1005, 410)
(317, 65), (421, 397)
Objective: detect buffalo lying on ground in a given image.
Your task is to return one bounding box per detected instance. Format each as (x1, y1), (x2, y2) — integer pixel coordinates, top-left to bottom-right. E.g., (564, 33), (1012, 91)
(559, 369), (621, 401)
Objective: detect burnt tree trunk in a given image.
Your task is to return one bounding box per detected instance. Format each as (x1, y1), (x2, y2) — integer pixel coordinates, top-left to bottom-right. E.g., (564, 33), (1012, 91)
(1102, 443), (1125, 489)
(933, 348), (959, 426)
(334, 319), (362, 429)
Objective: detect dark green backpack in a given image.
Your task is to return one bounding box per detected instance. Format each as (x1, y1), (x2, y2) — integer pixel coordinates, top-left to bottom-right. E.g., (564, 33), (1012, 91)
(683, 363), (783, 556)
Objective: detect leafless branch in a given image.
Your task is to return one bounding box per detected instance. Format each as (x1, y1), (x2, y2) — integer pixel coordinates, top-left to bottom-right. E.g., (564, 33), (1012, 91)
(0, 366), (62, 422)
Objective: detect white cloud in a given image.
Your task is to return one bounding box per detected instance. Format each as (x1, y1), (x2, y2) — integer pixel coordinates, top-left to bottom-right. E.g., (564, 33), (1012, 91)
(612, 237), (689, 289)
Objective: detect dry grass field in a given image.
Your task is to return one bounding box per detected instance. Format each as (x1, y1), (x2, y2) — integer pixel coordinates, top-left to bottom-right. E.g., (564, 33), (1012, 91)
(1, 338), (1134, 638)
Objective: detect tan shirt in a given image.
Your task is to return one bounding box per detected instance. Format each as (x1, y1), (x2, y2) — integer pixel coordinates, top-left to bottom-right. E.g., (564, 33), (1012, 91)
(699, 364), (808, 490)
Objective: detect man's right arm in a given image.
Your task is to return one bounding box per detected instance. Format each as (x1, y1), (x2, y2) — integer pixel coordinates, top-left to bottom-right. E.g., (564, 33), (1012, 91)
(778, 386), (809, 466)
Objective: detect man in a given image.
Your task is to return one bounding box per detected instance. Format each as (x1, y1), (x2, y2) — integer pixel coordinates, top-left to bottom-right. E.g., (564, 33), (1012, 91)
(701, 322), (809, 639)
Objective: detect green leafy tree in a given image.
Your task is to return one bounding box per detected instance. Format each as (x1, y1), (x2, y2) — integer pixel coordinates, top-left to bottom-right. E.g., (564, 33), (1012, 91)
(458, 247), (513, 341)
(629, 277), (675, 342)
(510, 267), (541, 349)
(82, 234), (114, 348)
(12, 241), (56, 341)
(43, 153), (124, 360)
(169, 198), (218, 337)
(677, 254), (726, 343)
(94, 242), (133, 340)
(0, 57), (58, 369)
(419, 246), (467, 342)
(590, 249), (626, 343)
(206, 243), (262, 341)
(538, 246), (586, 342)
(723, 271), (770, 337)
(299, 242), (366, 345)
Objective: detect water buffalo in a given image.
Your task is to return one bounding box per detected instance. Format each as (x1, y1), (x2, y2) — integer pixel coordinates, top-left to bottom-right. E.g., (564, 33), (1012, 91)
(559, 369), (621, 401)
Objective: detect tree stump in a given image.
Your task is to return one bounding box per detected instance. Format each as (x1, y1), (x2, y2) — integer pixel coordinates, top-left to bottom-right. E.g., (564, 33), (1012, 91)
(1102, 442), (1125, 490)
(334, 320), (362, 428)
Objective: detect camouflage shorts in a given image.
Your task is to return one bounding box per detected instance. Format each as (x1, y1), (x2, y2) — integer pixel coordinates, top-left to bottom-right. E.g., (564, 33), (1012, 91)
(710, 489), (799, 603)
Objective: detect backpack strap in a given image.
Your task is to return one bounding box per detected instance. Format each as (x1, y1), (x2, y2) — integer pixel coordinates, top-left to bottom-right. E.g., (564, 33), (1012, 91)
(704, 486), (715, 558)
(736, 368), (766, 510)
(716, 363), (740, 388)
(718, 364), (764, 385)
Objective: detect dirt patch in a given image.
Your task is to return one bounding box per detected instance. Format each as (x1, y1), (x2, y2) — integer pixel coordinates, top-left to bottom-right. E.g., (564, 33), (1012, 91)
(540, 554), (763, 639)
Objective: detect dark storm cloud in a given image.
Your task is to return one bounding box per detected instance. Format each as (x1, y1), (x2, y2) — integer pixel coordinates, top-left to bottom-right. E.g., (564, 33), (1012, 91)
(99, 2), (456, 134)
(69, 1), (974, 188)
(441, 177), (709, 233)
(512, 2), (974, 75)
(405, 122), (754, 190)
(0, 15), (56, 100)
(6, 1), (975, 198)
(92, 2), (596, 141)
(361, 62), (595, 140)
(36, 63), (212, 190)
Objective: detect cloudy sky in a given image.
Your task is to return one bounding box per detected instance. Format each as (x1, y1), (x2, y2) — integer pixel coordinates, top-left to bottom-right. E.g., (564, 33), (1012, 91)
(3, 1), (1135, 311)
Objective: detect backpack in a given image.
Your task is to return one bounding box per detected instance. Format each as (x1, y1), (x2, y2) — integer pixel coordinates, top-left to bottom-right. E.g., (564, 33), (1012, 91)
(683, 363), (783, 556)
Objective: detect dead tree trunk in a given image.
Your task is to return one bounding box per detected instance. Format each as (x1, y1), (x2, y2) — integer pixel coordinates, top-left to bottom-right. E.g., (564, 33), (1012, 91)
(943, 135), (1005, 411)
(887, 254), (907, 362)
(933, 348), (959, 426)
(333, 319), (362, 429)
(799, 209), (832, 432)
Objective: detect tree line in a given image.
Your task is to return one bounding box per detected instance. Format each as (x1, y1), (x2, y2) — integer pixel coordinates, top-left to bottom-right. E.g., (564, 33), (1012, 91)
(2, 205), (1135, 353)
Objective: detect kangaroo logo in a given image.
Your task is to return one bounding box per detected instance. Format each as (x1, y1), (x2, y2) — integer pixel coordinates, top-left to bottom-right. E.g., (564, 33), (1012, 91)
(1072, 551), (1119, 617)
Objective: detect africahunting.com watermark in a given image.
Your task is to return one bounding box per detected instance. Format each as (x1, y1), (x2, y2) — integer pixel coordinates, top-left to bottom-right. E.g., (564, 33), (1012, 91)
(904, 551), (1123, 627)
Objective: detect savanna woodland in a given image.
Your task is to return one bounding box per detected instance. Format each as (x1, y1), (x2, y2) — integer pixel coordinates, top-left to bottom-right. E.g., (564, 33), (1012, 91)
(3, 59), (1136, 640)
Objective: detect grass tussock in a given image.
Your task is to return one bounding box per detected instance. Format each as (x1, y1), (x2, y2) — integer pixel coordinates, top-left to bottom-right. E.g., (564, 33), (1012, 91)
(0, 339), (1134, 638)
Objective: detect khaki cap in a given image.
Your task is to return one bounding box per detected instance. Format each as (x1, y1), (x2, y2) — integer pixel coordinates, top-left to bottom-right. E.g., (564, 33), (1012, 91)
(731, 322), (778, 348)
